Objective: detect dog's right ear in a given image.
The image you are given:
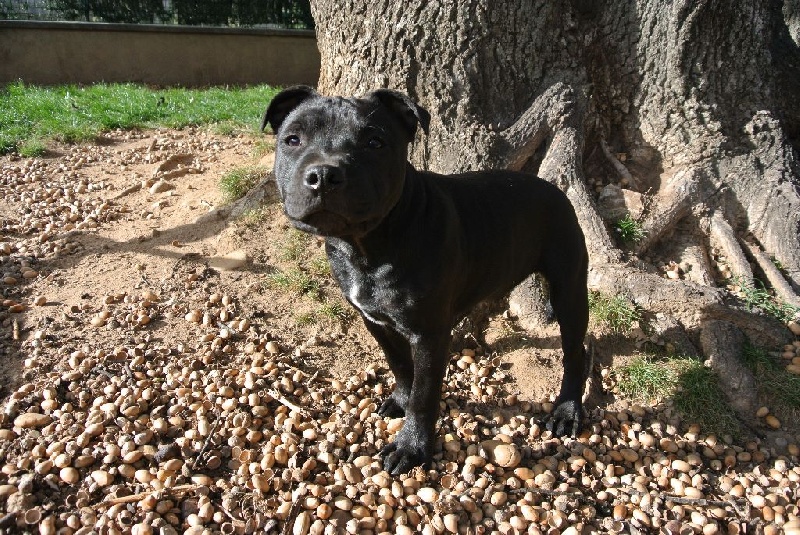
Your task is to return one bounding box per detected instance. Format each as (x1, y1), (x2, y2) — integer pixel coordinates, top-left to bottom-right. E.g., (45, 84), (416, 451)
(261, 85), (318, 133)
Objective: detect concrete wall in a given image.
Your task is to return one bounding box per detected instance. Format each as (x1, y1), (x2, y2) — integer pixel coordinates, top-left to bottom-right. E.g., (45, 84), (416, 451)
(0, 21), (320, 87)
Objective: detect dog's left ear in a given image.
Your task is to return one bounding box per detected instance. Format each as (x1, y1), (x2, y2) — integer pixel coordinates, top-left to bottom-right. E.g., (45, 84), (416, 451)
(369, 89), (431, 139)
(261, 85), (318, 133)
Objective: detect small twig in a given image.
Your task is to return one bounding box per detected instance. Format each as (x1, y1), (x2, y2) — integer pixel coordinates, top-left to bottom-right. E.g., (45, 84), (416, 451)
(123, 363), (135, 380)
(191, 418), (221, 471)
(508, 487), (585, 499)
(266, 389), (311, 418)
(100, 484), (199, 506)
(112, 182), (142, 200)
(281, 500), (303, 535)
(507, 485), (748, 518)
(662, 495), (731, 508)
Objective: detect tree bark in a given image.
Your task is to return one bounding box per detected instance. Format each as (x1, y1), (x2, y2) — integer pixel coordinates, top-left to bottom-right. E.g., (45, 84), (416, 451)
(309, 0), (799, 352)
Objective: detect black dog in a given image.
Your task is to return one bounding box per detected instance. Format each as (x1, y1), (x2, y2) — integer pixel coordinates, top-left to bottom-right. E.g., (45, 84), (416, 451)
(262, 86), (590, 475)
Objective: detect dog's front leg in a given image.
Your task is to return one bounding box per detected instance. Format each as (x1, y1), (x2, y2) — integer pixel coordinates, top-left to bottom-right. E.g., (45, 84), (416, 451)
(362, 319), (413, 418)
(380, 331), (450, 475)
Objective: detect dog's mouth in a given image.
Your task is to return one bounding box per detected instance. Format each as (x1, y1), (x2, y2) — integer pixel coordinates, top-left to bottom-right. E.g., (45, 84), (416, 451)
(283, 193), (384, 237)
(288, 209), (354, 237)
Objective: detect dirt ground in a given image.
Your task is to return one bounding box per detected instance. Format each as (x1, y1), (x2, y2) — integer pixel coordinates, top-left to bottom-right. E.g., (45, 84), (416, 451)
(1, 128), (798, 534)
(0, 127), (582, 408)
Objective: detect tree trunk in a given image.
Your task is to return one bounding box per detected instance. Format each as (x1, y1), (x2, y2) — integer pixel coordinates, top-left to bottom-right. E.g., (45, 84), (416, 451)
(309, 0), (799, 351)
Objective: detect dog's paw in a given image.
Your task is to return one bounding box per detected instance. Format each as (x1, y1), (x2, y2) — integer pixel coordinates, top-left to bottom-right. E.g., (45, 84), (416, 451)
(380, 438), (429, 475)
(377, 395), (406, 418)
(545, 398), (583, 437)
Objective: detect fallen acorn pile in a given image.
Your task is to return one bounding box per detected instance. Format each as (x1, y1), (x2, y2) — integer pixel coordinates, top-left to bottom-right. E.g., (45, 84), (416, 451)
(0, 132), (799, 534)
(2, 335), (800, 535)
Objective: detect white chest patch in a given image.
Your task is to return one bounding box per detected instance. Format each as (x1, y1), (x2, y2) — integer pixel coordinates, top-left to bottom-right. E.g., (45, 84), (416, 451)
(348, 283), (389, 326)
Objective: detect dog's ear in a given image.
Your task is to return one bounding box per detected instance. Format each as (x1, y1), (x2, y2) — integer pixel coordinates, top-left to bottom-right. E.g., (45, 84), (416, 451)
(369, 89), (431, 139)
(261, 85), (318, 133)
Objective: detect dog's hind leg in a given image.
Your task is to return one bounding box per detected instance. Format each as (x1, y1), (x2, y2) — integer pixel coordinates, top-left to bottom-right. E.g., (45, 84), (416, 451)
(543, 252), (590, 437)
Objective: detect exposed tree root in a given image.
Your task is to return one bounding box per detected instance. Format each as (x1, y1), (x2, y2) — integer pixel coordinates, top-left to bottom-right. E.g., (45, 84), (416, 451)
(490, 88), (795, 415)
(195, 177), (277, 225)
(709, 211), (753, 286)
(508, 274), (551, 331)
(700, 320), (759, 423)
(634, 168), (701, 256)
(588, 263), (792, 350)
(741, 239), (800, 309)
(670, 225), (714, 287)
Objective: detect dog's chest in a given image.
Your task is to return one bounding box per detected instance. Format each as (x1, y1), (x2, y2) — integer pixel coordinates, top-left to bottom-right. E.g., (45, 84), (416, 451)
(326, 243), (407, 328)
(342, 264), (400, 327)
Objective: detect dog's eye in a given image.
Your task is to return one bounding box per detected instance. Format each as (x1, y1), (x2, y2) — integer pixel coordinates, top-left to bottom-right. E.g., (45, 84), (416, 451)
(285, 135), (301, 147)
(367, 137), (384, 149)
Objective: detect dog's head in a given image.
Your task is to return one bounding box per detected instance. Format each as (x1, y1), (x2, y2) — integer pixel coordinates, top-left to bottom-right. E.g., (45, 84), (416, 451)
(261, 86), (430, 238)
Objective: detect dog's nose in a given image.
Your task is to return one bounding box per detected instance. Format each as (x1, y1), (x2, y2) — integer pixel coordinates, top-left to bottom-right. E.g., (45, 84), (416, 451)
(304, 165), (343, 191)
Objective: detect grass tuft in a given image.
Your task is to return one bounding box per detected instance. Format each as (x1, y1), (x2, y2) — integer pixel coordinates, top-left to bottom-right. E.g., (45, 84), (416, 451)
(614, 214), (646, 245)
(730, 276), (800, 324)
(253, 138), (276, 160)
(616, 354), (739, 437)
(309, 255), (330, 277)
(318, 300), (351, 322)
(279, 229), (312, 262)
(1, 82), (279, 154)
(294, 312), (317, 326)
(18, 138), (47, 157)
(267, 268), (321, 300)
(240, 207), (271, 226)
(588, 291), (641, 333)
(741, 344), (800, 409)
(219, 166), (268, 203)
(615, 355), (676, 401)
(672, 362), (740, 438)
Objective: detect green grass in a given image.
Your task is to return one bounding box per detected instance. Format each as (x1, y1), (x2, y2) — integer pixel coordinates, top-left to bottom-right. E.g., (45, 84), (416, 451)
(318, 300), (351, 322)
(294, 312), (318, 326)
(742, 344), (800, 409)
(616, 354), (677, 401)
(253, 137), (276, 160)
(588, 291), (641, 333)
(614, 214), (646, 245)
(18, 137), (47, 157)
(309, 255), (331, 277)
(672, 362), (740, 438)
(279, 229), (312, 262)
(0, 82), (280, 154)
(219, 166), (268, 203)
(267, 268), (322, 300)
(616, 355), (739, 437)
(292, 301), (352, 327)
(265, 228), (352, 327)
(730, 276), (800, 324)
(240, 207), (272, 226)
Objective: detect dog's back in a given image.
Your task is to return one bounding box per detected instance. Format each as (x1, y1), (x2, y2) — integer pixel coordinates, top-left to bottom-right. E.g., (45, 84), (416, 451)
(417, 169), (588, 317)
